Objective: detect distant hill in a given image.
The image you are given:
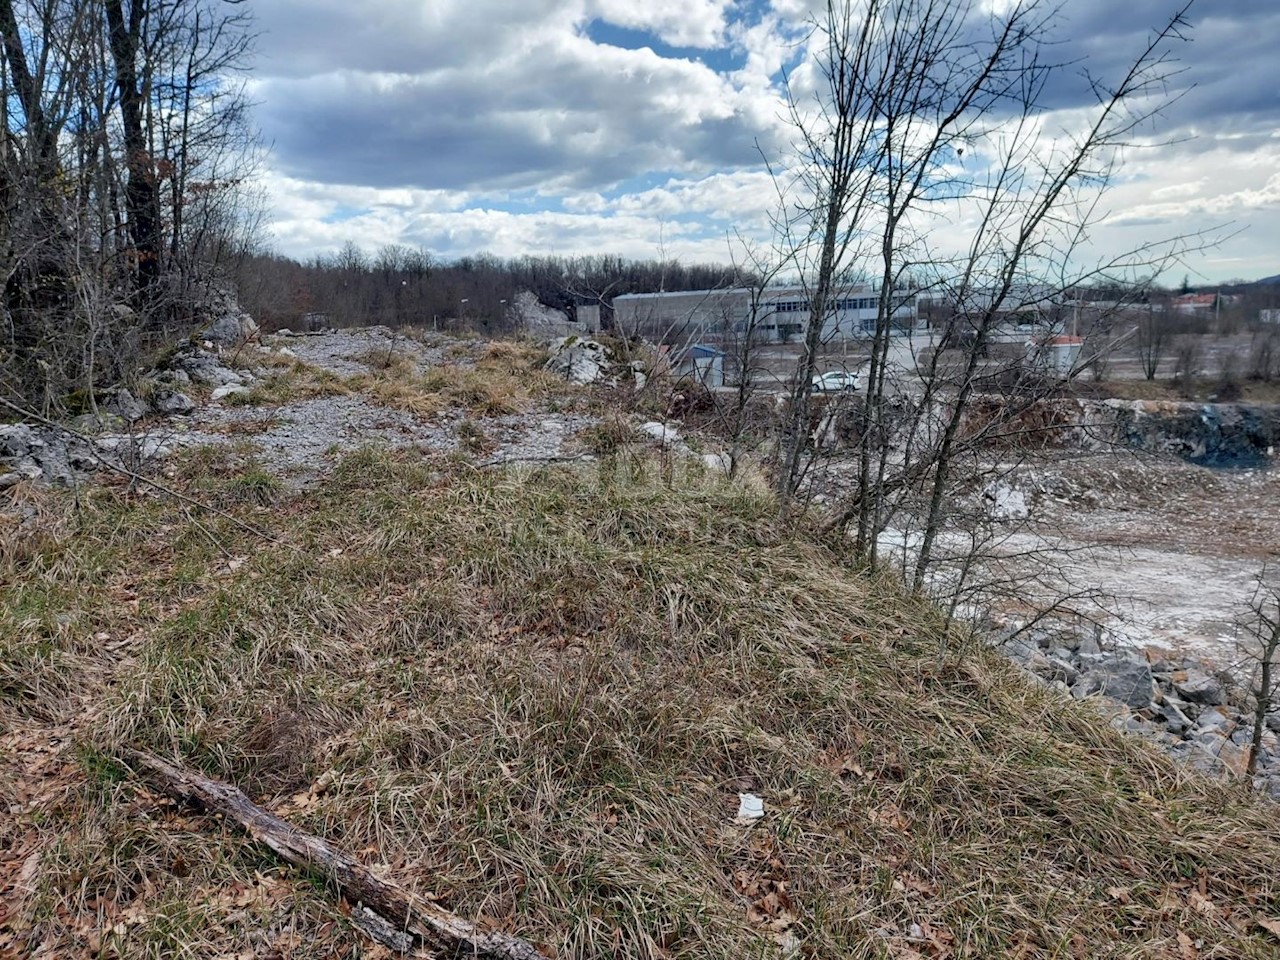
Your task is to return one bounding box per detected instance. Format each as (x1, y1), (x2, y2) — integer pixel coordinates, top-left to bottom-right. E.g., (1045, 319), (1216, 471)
(1256, 274), (1280, 286)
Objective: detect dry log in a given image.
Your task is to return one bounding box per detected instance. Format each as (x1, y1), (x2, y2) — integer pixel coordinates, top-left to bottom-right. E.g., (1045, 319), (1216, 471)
(126, 750), (544, 959)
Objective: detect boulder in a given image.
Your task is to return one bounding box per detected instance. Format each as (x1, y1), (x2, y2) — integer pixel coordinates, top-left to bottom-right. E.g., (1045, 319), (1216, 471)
(546, 336), (613, 385)
(1071, 657), (1154, 710)
(103, 388), (149, 423)
(182, 355), (244, 387)
(511, 290), (576, 336)
(199, 284), (260, 345)
(1156, 699), (1194, 737)
(0, 424), (38, 459)
(211, 384), (250, 402)
(1167, 741), (1228, 777)
(701, 452), (732, 475)
(1193, 706), (1234, 735)
(1030, 655), (1079, 687)
(155, 391), (196, 416)
(638, 421), (682, 446)
(204, 311), (258, 345)
(1075, 631), (1102, 656)
(982, 480), (1030, 520)
(1172, 669), (1225, 706)
(14, 457), (44, 481)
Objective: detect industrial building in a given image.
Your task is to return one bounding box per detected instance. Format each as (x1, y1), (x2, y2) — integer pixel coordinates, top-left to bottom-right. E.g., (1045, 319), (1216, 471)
(611, 284), (919, 344)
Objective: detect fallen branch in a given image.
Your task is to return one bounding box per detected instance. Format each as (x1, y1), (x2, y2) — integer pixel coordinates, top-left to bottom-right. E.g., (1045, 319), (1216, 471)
(125, 750), (544, 959)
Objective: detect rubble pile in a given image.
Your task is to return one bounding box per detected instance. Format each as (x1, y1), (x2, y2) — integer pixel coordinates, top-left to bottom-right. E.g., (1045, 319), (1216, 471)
(999, 626), (1280, 797)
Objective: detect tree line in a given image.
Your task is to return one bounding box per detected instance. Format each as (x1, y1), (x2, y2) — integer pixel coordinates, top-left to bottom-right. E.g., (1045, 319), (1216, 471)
(233, 244), (749, 334)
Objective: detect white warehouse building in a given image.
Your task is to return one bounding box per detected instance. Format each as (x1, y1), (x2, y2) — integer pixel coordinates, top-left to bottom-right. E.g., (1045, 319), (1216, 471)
(611, 284), (920, 344)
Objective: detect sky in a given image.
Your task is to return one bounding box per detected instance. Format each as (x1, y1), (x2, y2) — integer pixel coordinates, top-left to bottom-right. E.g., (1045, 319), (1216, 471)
(246, 0), (1280, 284)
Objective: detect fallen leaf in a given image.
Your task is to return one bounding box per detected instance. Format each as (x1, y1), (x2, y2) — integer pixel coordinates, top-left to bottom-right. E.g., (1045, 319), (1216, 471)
(1256, 916), (1280, 939)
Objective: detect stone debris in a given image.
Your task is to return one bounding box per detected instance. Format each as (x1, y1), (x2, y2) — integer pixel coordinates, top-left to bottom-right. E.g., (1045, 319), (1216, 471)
(701, 452), (733, 475)
(154, 391), (196, 416)
(1070, 658), (1154, 710)
(263, 325), (456, 376)
(999, 623), (1280, 793)
(508, 290), (578, 337)
(982, 480), (1030, 521)
(638, 421), (682, 445)
(2, 326), (609, 490)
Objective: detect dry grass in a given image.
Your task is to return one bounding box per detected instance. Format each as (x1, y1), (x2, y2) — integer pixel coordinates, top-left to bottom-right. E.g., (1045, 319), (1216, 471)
(350, 338), (565, 418)
(224, 361), (351, 407)
(4, 451), (1280, 958)
(347, 347), (418, 376)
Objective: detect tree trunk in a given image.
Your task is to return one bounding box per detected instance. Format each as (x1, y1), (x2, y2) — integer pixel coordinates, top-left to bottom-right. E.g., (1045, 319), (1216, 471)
(104, 0), (163, 306)
(125, 750), (546, 960)
(1248, 622), (1280, 776)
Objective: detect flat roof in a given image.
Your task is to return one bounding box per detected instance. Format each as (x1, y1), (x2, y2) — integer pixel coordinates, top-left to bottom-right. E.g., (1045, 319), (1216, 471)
(613, 283), (879, 302)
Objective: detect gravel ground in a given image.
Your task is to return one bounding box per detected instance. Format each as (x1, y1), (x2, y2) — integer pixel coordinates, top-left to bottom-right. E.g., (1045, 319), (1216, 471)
(183, 394), (457, 481)
(273, 326), (474, 375)
(1017, 454), (1279, 665)
(160, 328), (597, 484)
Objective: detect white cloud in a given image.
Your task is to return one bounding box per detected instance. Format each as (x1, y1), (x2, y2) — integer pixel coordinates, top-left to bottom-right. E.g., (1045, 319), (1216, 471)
(245, 0), (1280, 283)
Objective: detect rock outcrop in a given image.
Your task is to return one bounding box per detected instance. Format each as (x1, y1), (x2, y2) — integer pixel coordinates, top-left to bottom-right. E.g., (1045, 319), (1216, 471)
(198, 283), (260, 346)
(546, 336), (615, 385)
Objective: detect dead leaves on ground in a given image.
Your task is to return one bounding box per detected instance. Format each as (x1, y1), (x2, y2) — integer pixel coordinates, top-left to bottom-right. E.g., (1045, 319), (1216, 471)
(732, 833), (799, 948)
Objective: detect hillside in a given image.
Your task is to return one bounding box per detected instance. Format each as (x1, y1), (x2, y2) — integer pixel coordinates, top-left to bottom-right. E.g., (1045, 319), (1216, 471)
(4, 337), (1280, 958)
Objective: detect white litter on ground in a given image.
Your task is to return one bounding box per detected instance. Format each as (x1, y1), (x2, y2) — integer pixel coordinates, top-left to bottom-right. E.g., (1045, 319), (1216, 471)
(736, 793), (765, 821)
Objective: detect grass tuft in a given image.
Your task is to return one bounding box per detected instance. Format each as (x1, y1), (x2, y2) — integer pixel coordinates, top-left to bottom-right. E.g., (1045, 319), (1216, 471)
(224, 363), (350, 407)
(350, 336), (568, 418)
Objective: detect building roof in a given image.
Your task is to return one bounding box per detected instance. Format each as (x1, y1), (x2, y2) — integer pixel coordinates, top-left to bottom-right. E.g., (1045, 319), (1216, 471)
(613, 283), (879, 303)
(684, 344), (726, 358)
(1173, 293), (1217, 306)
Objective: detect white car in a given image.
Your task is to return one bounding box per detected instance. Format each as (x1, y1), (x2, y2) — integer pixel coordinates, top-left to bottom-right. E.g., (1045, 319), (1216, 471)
(811, 371), (859, 393)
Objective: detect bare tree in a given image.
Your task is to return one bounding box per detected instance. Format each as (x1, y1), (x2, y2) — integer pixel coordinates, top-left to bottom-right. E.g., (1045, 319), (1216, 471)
(765, 0), (1203, 619)
(1135, 304), (1169, 380)
(1238, 574), (1280, 777)
(0, 0), (257, 408)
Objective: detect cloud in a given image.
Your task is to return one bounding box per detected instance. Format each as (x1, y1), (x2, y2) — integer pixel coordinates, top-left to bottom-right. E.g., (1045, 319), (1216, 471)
(588, 0), (734, 48)
(247, 0), (1280, 282)
(253, 24), (785, 194)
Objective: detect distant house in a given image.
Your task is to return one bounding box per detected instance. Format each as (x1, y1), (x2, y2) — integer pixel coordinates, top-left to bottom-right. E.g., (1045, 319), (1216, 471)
(1260, 308), (1280, 325)
(1172, 293), (1217, 313)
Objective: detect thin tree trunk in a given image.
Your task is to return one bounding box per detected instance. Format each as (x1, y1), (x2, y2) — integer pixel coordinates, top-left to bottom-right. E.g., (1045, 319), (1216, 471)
(105, 0), (163, 305)
(125, 750), (546, 960)
(1248, 623), (1280, 776)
